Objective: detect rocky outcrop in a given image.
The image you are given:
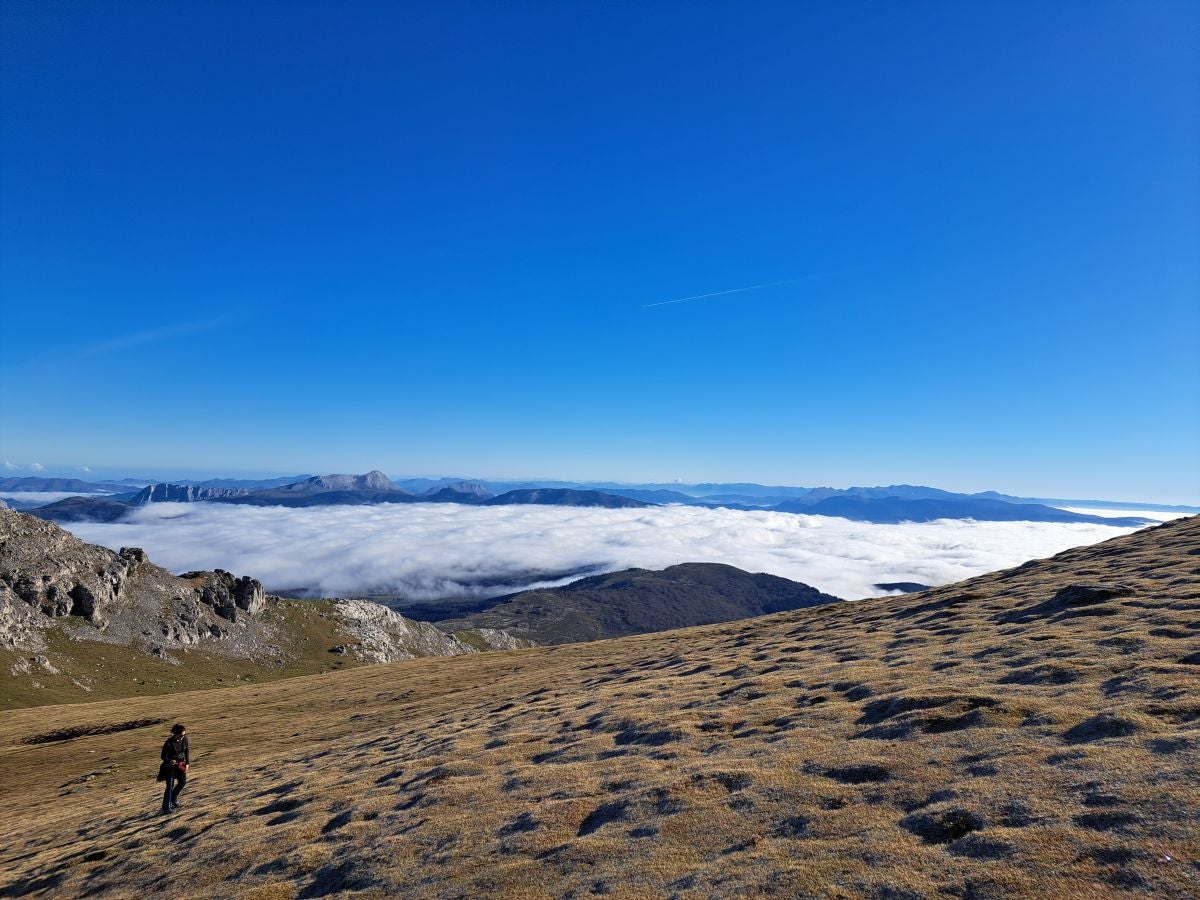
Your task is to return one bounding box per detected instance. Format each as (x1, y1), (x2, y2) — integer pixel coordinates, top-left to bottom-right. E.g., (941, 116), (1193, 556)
(0, 580), (47, 650)
(463, 627), (531, 651)
(0, 509), (265, 651)
(183, 569), (267, 620)
(0, 510), (130, 626)
(329, 599), (531, 663)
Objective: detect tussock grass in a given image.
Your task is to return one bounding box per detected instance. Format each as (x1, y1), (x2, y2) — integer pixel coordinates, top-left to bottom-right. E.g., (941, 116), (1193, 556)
(0, 518), (1198, 897)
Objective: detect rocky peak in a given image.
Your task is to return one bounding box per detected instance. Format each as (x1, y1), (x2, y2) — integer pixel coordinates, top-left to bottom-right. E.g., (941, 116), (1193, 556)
(358, 470), (396, 490)
(0, 508), (265, 649)
(0, 509), (128, 625)
(132, 483), (250, 504)
(277, 471), (401, 493)
(181, 568), (267, 621)
(330, 599), (534, 662)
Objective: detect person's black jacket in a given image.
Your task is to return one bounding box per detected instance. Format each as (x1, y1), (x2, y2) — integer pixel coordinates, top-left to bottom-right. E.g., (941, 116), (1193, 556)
(161, 736), (190, 764)
(157, 736), (190, 781)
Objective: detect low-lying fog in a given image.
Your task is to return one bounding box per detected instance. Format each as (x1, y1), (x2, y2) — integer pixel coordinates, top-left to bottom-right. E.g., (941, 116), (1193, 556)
(60, 502), (1165, 605)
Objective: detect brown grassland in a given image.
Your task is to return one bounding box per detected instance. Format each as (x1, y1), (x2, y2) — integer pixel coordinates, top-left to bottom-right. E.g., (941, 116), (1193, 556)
(1, 517), (1197, 898)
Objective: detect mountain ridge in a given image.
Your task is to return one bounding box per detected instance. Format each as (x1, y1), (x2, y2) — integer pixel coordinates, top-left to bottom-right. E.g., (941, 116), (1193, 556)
(20, 471), (1168, 525)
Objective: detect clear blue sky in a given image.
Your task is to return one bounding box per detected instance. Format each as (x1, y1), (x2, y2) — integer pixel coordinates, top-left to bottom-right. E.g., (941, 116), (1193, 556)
(2, 2), (1197, 502)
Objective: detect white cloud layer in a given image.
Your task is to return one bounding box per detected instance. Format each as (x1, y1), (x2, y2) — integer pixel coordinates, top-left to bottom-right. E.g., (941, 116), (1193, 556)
(60, 502), (1155, 605)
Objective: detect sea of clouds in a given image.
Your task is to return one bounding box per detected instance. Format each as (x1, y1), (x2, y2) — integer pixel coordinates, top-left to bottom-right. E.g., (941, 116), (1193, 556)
(60, 501), (1163, 605)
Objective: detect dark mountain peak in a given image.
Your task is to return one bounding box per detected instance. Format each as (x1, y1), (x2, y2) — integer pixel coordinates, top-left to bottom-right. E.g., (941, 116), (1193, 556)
(432, 562), (840, 645)
(486, 489), (653, 509)
(421, 480), (493, 499)
(874, 581), (933, 593)
(27, 496), (134, 523)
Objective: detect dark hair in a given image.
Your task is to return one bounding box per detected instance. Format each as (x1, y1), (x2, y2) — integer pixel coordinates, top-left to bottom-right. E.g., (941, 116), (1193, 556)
(171, 724), (186, 735)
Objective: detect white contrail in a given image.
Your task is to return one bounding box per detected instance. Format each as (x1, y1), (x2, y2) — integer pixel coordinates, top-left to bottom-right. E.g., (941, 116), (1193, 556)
(641, 275), (815, 308)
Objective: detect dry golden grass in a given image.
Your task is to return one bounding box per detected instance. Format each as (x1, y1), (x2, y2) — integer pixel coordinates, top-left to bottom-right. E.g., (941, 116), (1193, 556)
(1, 518), (1197, 898)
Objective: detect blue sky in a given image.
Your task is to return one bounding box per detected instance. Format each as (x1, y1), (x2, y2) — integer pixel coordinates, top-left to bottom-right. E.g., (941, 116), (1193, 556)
(2, 1), (1197, 502)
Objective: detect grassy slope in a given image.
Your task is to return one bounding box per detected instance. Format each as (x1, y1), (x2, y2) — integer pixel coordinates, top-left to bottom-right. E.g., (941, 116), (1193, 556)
(0, 518), (1197, 898)
(0, 600), (367, 709)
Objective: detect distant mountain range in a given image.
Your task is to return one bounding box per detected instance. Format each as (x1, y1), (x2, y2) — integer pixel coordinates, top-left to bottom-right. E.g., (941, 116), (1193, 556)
(26, 472), (656, 521)
(12, 471), (1174, 527)
(0, 477), (129, 494)
(770, 495), (1147, 525)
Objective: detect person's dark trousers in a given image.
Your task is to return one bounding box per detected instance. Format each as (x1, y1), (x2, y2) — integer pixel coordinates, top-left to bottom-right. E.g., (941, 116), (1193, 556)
(162, 767), (186, 811)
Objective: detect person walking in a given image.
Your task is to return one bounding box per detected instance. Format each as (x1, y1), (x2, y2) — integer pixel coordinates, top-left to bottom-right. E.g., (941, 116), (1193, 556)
(158, 724), (190, 814)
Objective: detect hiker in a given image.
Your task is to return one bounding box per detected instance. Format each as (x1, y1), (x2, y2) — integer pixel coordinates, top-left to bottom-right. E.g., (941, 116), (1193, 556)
(158, 723), (190, 813)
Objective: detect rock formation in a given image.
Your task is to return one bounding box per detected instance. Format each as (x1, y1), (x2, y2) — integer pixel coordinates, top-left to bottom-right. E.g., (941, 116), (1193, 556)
(131, 483), (250, 503)
(0, 508), (266, 649)
(182, 568), (267, 620)
(329, 599), (532, 663)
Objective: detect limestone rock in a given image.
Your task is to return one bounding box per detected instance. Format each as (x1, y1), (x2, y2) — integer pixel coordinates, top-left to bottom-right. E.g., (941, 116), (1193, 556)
(331, 599), (477, 663)
(0, 508), (265, 652)
(184, 569), (267, 621)
(131, 484), (250, 504)
(0, 508), (128, 625)
(0, 580), (50, 651)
